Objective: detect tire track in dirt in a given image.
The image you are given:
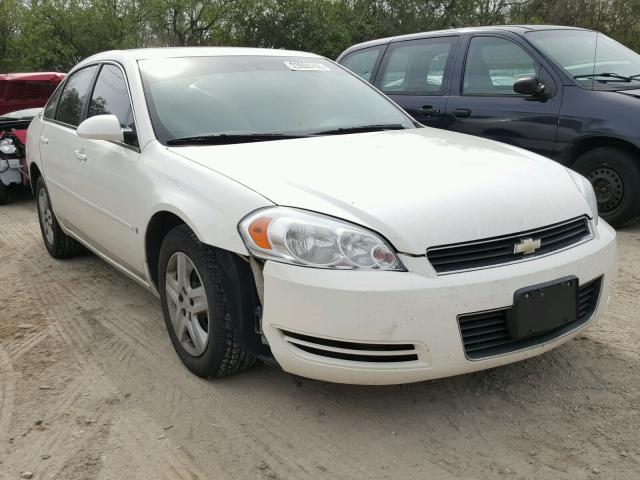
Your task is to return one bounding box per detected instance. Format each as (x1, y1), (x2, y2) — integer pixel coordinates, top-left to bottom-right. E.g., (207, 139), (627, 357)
(0, 347), (17, 453)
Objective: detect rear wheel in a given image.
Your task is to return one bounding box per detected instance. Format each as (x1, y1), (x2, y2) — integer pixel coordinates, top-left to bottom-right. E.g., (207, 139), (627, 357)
(35, 177), (84, 258)
(0, 182), (8, 205)
(573, 147), (640, 227)
(158, 225), (255, 378)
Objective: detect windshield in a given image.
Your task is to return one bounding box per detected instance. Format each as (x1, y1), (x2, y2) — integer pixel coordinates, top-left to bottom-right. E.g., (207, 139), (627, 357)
(527, 30), (640, 89)
(138, 55), (414, 145)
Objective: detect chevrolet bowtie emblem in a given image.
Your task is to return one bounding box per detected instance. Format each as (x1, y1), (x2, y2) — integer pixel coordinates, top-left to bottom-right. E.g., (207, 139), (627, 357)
(514, 237), (542, 255)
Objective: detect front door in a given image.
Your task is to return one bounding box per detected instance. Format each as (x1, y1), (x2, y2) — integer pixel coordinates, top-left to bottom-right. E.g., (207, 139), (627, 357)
(71, 63), (145, 276)
(374, 36), (459, 129)
(445, 35), (561, 158)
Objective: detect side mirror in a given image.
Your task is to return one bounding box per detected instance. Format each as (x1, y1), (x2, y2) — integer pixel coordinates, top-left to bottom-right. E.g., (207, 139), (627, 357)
(513, 76), (546, 97)
(77, 114), (124, 142)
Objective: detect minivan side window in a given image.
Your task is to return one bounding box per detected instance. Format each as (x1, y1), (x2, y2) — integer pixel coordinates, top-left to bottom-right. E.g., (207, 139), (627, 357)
(463, 36), (537, 95)
(88, 65), (136, 130)
(340, 47), (384, 82)
(378, 36), (458, 95)
(43, 83), (64, 120)
(55, 66), (98, 127)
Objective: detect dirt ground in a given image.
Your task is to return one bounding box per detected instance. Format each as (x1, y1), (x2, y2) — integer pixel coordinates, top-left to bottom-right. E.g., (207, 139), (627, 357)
(0, 189), (639, 480)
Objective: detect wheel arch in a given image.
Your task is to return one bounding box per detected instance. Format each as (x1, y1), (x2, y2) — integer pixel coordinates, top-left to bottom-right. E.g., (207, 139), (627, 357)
(29, 162), (42, 195)
(147, 210), (267, 356)
(565, 136), (640, 166)
(145, 209), (195, 288)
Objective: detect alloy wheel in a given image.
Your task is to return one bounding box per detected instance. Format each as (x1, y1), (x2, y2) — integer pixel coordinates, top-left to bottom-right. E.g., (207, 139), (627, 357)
(38, 188), (54, 245)
(165, 252), (210, 356)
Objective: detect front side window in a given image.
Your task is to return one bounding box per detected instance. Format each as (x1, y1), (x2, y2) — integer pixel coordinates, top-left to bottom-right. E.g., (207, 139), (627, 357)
(340, 47), (383, 82)
(56, 66), (98, 126)
(139, 56), (414, 145)
(527, 30), (640, 90)
(463, 37), (537, 95)
(380, 37), (457, 95)
(88, 64), (135, 131)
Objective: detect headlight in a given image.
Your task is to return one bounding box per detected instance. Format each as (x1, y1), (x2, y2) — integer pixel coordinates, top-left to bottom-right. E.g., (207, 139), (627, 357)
(0, 137), (17, 155)
(568, 169), (598, 223)
(239, 207), (405, 271)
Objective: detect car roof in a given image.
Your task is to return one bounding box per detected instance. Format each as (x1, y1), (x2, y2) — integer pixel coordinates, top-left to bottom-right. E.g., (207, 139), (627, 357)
(76, 47), (321, 69)
(341, 25), (592, 55)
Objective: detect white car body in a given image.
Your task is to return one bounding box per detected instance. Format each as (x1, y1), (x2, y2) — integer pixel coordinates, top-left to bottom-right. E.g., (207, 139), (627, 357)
(27, 47), (617, 385)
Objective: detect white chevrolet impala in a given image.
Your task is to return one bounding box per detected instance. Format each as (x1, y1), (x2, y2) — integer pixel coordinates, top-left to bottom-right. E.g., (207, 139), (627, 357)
(27, 48), (617, 385)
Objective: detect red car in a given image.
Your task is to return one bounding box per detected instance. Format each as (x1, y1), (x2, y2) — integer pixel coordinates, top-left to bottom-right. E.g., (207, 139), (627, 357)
(0, 72), (64, 204)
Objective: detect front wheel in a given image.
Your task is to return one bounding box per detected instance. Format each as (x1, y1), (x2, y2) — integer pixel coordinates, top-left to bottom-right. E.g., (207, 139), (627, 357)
(573, 147), (640, 227)
(158, 225), (255, 378)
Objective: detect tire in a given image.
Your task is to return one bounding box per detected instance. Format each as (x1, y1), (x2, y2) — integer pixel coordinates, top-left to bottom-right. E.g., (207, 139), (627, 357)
(35, 177), (85, 258)
(158, 225), (255, 378)
(0, 182), (8, 205)
(573, 147), (640, 228)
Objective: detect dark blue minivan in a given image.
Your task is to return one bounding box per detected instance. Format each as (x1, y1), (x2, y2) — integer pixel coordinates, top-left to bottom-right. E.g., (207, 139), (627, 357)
(337, 25), (640, 227)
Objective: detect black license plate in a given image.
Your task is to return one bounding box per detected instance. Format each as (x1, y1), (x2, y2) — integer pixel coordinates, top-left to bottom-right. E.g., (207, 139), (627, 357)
(507, 276), (578, 339)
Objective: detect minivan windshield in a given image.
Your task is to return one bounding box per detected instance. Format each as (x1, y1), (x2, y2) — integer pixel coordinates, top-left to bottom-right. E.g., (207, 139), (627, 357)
(138, 55), (414, 145)
(527, 30), (640, 90)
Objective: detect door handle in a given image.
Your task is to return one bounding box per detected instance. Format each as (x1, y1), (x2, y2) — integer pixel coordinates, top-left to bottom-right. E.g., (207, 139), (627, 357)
(421, 105), (441, 115)
(452, 108), (471, 118)
(40, 136), (49, 144)
(74, 150), (87, 162)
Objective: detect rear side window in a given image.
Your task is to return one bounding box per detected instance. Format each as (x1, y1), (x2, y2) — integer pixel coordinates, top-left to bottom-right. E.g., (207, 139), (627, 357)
(88, 64), (135, 130)
(56, 66), (98, 126)
(340, 47), (383, 82)
(379, 37), (458, 95)
(463, 36), (537, 95)
(43, 84), (63, 120)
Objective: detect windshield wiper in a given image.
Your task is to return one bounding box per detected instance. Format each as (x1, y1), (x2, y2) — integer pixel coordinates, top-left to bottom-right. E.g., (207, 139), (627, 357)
(167, 133), (308, 146)
(574, 72), (633, 82)
(311, 124), (408, 136)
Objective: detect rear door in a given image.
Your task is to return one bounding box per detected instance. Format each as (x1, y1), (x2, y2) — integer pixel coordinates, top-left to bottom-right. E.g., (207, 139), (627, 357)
(445, 34), (562, 157)
(39, 65), (99, 228)
(373, 36), (459, 129)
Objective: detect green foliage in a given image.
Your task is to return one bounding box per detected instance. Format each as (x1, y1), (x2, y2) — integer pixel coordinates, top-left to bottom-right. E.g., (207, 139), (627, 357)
(1, 0), (639, 72)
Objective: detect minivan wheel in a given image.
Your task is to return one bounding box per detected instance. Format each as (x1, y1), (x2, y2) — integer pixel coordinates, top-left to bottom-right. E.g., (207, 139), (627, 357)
(158, 225), (255, 378)
(35, 177), (84, 258)
(0, 182), (8, 205)
(573, 147), (640, 227)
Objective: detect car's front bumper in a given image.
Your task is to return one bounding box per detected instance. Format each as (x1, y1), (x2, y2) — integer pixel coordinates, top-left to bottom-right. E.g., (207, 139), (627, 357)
(261, 220), (617, 385)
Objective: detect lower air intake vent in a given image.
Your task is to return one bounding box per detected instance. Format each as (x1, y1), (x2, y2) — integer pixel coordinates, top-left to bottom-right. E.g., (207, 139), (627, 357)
(281, 330), (419, 363)
(458, 276), (602, 360)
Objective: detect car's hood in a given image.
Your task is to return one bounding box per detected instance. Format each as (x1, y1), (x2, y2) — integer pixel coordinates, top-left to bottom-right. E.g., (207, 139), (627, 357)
(616, 88), (640, 98)
(168, 129), (590, 254)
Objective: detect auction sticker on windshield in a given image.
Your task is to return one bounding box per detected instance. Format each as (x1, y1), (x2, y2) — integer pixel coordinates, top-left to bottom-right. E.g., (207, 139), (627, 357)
(284, 61), (331, 71)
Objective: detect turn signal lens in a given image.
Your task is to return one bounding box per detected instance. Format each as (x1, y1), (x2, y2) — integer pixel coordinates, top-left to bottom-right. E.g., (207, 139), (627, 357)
(247, 217), (272, 250)
(238, 207), (405, 271)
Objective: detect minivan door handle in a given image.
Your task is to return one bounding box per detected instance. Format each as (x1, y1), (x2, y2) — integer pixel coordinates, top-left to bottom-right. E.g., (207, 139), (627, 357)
(40, 136), (49, 144)
(452, 108), (471, 118)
